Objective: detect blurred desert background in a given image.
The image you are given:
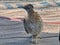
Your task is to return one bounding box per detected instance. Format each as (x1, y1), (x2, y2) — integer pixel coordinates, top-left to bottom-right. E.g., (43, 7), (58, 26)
(0, 0), (60, 45)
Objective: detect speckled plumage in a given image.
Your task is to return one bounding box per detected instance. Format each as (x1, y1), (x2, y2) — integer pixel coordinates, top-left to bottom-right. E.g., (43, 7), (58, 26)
(23, 4), (43, 43)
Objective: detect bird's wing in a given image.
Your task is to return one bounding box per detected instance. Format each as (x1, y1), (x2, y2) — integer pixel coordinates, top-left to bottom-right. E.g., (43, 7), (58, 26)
(23, 19), (35, 34)
(23, 19), (29, 33)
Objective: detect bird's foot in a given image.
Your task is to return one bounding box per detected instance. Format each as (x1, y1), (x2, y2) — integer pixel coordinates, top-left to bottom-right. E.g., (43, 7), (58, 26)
(30, 41), (37, 44)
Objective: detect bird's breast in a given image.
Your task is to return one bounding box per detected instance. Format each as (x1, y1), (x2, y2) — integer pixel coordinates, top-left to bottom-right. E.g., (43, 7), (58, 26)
(29, 22), (36, 29)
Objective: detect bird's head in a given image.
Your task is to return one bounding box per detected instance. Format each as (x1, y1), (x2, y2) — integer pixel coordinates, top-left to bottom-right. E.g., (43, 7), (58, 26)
(23, 4), (33, 11)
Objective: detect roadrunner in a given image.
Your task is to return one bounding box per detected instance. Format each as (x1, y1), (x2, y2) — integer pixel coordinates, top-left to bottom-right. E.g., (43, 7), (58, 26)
(23, 4), (43, 43)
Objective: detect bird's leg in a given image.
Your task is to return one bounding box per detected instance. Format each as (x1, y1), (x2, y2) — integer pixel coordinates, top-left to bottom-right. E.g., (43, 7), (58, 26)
(32, 35), (35, 43)
(35, 35), (38, 44)
(32, 35), (38, 44)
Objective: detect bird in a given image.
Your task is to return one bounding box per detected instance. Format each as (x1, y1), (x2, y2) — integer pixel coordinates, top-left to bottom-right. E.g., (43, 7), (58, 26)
(23, 4), (43, 43)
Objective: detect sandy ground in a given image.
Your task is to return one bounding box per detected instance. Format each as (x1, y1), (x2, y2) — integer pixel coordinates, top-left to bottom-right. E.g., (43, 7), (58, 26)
(0, 18), (59, 45)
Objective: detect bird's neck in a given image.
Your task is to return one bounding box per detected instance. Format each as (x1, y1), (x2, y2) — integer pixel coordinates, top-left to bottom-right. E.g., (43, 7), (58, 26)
(26, 9), (40, 22)
(29, 12), (40, 22)
(26, 9), (34, 14)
